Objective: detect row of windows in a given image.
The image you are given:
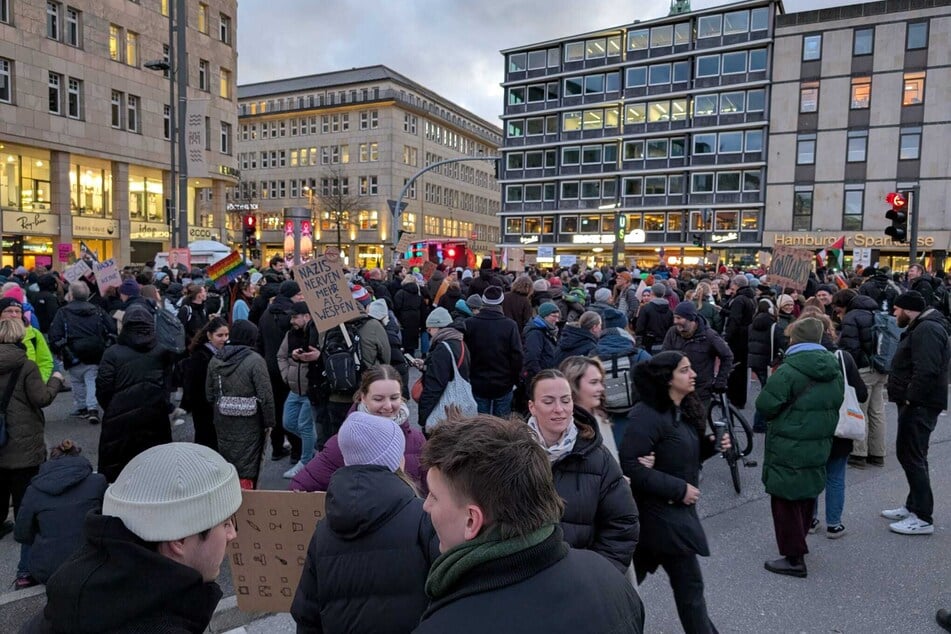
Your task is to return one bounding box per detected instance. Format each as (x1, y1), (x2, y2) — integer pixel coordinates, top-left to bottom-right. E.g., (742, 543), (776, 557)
(803, 21), (929, 62)
(424, 153), (496, 190)
(45, 2), (81, 47)
(239, 110), (378, 141)
(423, 185), (496, 216)
(799, 72), (925, 114)
(792, 186), (877, 232)
(503, 209), (761, 236)
(795, 127), (922, 165)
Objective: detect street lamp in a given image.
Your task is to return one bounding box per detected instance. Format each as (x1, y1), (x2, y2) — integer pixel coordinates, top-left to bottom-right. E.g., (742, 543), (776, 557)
(599, 199), (623, 268)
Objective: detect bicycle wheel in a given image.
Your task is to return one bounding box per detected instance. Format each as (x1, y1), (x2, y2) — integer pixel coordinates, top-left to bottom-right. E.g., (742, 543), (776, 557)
(727, 427), (742, 493)
(729, 405), (755, 457)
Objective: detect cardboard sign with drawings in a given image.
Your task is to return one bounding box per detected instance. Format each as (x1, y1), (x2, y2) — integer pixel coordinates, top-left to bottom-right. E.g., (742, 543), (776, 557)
(228, 490), (326, 613)
(768, 245), (813, 292)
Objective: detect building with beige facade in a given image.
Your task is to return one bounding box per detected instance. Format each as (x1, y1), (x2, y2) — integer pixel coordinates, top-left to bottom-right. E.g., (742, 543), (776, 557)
(766, 0), (951, 271)
(0, 0), (238, 268)
(234, 65), (502, 269)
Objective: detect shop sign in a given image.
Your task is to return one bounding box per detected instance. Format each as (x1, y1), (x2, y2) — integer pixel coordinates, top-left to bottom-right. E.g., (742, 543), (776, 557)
(711, 232), (738, 244)
(72, 216), (118, 239)
(626, 229), (646, 244)
(520, 235), (540, 245)
(3, 211), (59, 235)
(226, 203), (259, 211)
(772, 233), (935, 249)
(572, 234), (614, 245)
(187, 226), (220, 241)
(129, 222), (170, 241)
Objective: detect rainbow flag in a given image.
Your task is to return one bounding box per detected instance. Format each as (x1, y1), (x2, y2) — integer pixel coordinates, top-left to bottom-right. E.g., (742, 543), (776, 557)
(205, 251), (247, 288)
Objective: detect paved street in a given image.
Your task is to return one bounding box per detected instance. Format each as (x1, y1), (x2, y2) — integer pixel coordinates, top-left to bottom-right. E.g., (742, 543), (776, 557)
(5, 383), (951, 632)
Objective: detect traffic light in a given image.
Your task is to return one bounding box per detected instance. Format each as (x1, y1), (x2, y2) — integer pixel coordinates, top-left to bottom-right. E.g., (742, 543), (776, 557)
(243, 214), (257, 240)
(884, 192), (908, 242)
(447, 247), (456, 258)
(692, 233), (705, 248)
(247, 236), (257, 248)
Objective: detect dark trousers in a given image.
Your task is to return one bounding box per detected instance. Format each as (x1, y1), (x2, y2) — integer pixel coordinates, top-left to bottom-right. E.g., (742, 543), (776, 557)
(896, 404), (939, 523)
(268, 375), (301, 461)
(636, 553), (718, 634)
(770, 496), (815, 558)
(727, 356), (749, 409)
(0, 465), (40, 523)
(322, 401), (353, 441)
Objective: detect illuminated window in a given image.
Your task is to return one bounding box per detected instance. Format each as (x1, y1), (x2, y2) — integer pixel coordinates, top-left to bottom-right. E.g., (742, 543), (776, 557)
(125, 31), (138, 66)
(903, 72), (925, 106)
(197, 3), (208, 34)
(850, 77), (870, 109)
(219, 68), (231, 99)
(800, 81), (819, 113)
(109, 24), (120, 61)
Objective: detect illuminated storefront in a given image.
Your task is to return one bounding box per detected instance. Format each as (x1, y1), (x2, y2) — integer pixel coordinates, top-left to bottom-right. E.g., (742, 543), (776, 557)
(765, 231), (950, 272)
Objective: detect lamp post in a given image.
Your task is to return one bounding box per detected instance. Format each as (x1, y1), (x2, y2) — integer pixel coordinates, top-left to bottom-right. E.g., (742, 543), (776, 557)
(599, 197), (623, 268)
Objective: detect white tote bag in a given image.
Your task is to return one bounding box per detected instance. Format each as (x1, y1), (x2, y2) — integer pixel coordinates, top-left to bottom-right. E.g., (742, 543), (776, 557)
(424, 342), (478, 434)
(834, 351), (866, 441)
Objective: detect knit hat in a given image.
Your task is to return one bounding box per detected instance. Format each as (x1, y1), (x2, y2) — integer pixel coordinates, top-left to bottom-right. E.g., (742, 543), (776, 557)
(367, 298), (389, 321)
(548, 277), (562, 288)
(291, 301), (310, 316)
(533, 279), (550, 292)
(566, 288), (587, 304)
(13, 266), (28, 277)
(617, 271), (633, 284)
(594, 288), (612, 303)
(777, 294), (794, 308)
(351, 284), (372, 307)
(0, 297), (22, 313)
(279, 280), (301, 298)
(482, 286), (504, 305)
(454, 299), (473, 317)
(426, 306), (452, 328)
(118, 279), (140, 298)
(2, 286), (24, 304)
(249, 271), (264, 286)
(102, 443), (241, 542)
(461, 270), (473, 280)
(603, 308), (627, 329)
(788, 317), (825, 344)
(651, 283), (667, 298)
(228, 319), (259, 346)
(538, 302), (560, 318)
(816, 284), (837, 295)
(894, 290), (926, 312)
(466, 294), (484, 311)
(674, 301), (698, 320)
(338, 412), (405, 472)
(731, 274), (749, 288)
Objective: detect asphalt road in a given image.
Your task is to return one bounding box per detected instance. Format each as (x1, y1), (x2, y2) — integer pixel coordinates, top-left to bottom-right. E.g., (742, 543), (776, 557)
(5, 381), (951, 633)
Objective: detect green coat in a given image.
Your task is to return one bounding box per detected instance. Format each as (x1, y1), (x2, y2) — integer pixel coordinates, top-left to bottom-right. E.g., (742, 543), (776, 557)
(755, 348), (843, 500)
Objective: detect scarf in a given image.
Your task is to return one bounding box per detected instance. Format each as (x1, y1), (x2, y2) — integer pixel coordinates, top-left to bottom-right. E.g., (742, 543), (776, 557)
(785, 342), (826, 356)
(526, 416), (578, 463)
(430, 325), (463, 347)
(425, 523), (555, 599)
(356, 400), (410, 427)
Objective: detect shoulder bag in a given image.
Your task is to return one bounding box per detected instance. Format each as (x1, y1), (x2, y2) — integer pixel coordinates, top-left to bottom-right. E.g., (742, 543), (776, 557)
(216, 374), (259, 417)
(424, 342), (478, 434)
(834, 350), (866, 440)
(0, 366), (23, 448)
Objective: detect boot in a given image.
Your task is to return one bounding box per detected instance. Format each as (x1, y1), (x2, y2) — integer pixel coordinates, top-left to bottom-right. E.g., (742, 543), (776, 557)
(764, 556), (807, 578)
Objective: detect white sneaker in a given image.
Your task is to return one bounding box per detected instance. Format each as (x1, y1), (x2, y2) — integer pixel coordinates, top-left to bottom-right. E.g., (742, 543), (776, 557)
(282, 461), (306, 479)
(889, 515), (934, 535)
(881, 506), (911, 521)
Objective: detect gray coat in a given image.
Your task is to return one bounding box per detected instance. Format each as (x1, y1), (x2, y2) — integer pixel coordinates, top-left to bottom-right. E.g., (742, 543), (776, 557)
(206, 345), (275, 481)
(0, 344), (61, 470)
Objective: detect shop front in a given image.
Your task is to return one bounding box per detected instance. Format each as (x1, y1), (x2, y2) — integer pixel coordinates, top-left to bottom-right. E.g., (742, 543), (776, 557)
(72, 216), (118, 262)
(1, 210), (59, 269)
(765, 231), (951, 272)
(129, 221), (170, 265)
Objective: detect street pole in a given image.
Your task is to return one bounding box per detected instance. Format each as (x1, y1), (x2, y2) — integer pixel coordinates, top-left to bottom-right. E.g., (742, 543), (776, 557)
(167, 4), (176, 249)
(175, 0), (188, 250)
(907, 186), (920, 265)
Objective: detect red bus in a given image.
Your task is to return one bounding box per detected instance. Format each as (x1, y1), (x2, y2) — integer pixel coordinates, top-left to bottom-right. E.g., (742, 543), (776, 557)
(402, 239), (474, 269)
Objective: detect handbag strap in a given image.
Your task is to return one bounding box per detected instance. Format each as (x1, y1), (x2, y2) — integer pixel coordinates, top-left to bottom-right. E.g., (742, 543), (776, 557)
(442, 342), (464, 379)
(0, 366), (23, 414)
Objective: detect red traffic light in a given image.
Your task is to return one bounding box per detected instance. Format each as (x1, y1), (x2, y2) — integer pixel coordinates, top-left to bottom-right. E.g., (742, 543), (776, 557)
(447, 248), (456, 257)
(243, 214), (256, 229)
(885, 192), (906, 208)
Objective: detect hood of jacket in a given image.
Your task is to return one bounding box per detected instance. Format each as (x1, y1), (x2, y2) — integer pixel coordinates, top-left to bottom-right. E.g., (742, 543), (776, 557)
(909, 308), (949, 333)
(595, 329), (637, 356)
(31, 455), (95, 495)
(558, 324), (597, 353)
(751, 312), (776, 332)
(62, 301), (101, 318)
(783, 348), (841, 382)
(214, 345), (255, 376)
(649, 297), (670, 309)
(849, 293), (879, 312)
(325, 465), (417, 540)
(117, 304), (156, 351)
(524, 316), (556, 336)
(268, 295), (295, 316)
(736, 286), (756, 300)
(0, 341), (26, 373)
(399, 281), (419, 296)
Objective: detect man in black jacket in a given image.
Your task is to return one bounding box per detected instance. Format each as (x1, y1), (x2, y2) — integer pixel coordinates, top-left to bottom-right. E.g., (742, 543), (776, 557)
(722, 274), (756, 408)
(416, 416), (643, 634)
(661, 301), (733, 406)
(464, 286), (522, 417)
(883, 291), (949, 536)
(635, 283), (673, 354)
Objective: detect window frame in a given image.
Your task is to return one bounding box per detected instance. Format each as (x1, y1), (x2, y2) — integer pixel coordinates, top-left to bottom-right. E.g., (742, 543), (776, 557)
(853, 27), (874, 56)
(46, 1), (60, 40)
(65, 7), (81, 47)
(903, 72), (925, 106)
(111, 90), (122, 128)
(899, 128), (921, 161)
(697, 14), (722, 39)
(802, 34), (822, 61)
(796, 137), (816, 165)
(850, 76), (871, 109)
(126, 94), (139, 133)
(219, 13), (232, 45)
(792, 188), (814, 231)
(799, 81), (819, 113)
(66, 76), (82, 119)
(48, 71), (62, 115)
(0, 58), (11, 104)
(906, 22), (928, 50)
(198, 59), (209, 91)
(843, 188), (864, 230)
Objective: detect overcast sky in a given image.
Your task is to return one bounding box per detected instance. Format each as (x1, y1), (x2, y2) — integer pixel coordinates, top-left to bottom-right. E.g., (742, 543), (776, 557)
(237, 0), (841, 126)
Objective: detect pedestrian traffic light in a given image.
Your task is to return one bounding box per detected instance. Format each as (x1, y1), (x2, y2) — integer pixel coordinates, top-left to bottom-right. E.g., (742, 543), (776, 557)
(885, 192), (908, 242)
(692, 233), (704, 248)
(247, 236), (257, 248)
(243, 214), (256, 240)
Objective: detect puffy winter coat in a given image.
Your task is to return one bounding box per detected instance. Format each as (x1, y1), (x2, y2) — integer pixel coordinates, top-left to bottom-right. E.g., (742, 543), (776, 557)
(49, 300), (116, 368)
(635, 299), (672, 350)
(277, 327), (313, 396)
(858, 274), (899, 311)
(502, 290), (533, 332)
(723, 286), (757, 350)
(756, 347), (844, 500)
(13, 455), (107, 583)
(522, 317), (558, 385)
(0, 345), (60, 470)
(747, 312), (783, 373)
(206, 345), (276, 481)
(550, 408), (639, 574)
(553, 324), (598, 366)
(393, 283), (424, 352)
(661, 320), (733, 401)
(257, 295), (295, 377)
(291, 466), (439, 634)
(887, 308), (950, 410)
(463, 307), (522, 399)
(837, 294), (878, 370)
(23, 326), (54, 382)
(176, 301), (208, 345)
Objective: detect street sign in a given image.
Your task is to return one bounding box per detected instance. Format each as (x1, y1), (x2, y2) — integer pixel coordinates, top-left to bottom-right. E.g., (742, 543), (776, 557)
(386, 200), (408, 216)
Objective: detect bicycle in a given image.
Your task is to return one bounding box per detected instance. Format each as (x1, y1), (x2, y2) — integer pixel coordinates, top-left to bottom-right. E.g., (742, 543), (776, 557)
(708, 387), (755, 494)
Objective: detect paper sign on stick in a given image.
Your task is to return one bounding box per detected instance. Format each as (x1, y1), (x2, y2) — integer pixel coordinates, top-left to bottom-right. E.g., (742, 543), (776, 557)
(93, 259), (122, 294)
(63, 260), (92, 284)
(420, 260), (436, 280)
(768, 245), (813, 292)
(396, 233), (415, 255)
(295, 254), (363, 332)
(169, 248), (191, 271)
(57, 243), (73, 263)
(228, 490), (326, 613)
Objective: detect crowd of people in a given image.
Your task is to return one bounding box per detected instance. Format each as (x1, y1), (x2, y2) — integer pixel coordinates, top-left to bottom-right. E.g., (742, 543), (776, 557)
(0, 253), (949, 632)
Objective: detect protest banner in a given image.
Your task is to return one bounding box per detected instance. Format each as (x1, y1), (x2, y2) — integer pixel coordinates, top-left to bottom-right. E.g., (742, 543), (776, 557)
(57, 243), (73, 263)
(396, 233), (415, 255)
(228, 490), (326, 614)
(768, 245), (813, 292)
(295, 254), (363, 332)
(63, 260), (92, 284)
(168, 248), (191, 271)
(93, 259), (121, 294)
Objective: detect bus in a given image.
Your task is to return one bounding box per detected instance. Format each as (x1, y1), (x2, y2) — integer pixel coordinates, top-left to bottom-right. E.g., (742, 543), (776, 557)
(402, 239), (474, 269)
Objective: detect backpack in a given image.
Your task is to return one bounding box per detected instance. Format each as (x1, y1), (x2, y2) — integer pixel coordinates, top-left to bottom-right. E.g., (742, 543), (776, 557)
(870, 311), (902, 373)
(155, 308), (187, 355)
(600, 351), (641, 414)
(321, 317), (367, 394)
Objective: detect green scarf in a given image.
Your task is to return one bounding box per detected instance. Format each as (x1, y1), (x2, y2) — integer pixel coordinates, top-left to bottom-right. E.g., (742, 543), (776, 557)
(425, 524), (555, 599)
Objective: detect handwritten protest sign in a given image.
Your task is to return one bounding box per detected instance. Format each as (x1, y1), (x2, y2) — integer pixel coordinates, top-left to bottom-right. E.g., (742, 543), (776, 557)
(57, 243), (73, 263)
(228, 490), (326, 614)
(295, 254), (363, 332)
(63, 260), (92, 284)
(93, 259), (121, 294)
(768, 245), (813, 292)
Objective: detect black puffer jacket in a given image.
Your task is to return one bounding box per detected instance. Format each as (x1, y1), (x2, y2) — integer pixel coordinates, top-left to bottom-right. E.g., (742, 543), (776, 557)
(553, 324), (598, 366)
(858, 274), (899, 311)
(522, 317), (558, 385)
(887, 308), (950, 410)
(291, 466), (439, 634)
(257, 295), (294, 377)
(635, 299), (673, 350)
(747, 312), (782, 373)
(837, 294), (878, 369)
(48, 300), (116, 368)
(660, 320), (733, 401)
(96, 306), (173, 482)
(393, 283), (424, 353)
(463, 307), (522, 399)
(13, 455), (107, 583)
(724, 286), (757, 349)
(550, 408), (639, 574)
(418, 331), (470, 431)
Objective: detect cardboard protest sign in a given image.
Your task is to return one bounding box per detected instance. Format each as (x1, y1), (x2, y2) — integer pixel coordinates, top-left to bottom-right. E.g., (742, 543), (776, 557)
(93, 259), (121, 294)
(228, 490), (326, 613)
(63, 260), (92, 284)
(295, 254), (363, 332)
(768, 245), (813, 292)
(396, 233), (415, 255)
(168, 248), (191, 271)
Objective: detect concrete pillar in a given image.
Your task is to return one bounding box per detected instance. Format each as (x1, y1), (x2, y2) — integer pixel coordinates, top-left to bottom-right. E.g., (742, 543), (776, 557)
(50, 151), (72, 266)
(212, 179), (228, 242)
(112, 161), (130, 264)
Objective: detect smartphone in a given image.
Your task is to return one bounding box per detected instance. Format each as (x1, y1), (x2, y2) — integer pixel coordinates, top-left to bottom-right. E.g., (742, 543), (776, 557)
(403, 352), (417, 364)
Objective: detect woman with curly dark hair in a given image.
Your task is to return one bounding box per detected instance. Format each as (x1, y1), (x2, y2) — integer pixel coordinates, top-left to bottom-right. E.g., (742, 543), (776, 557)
(619, 351), (727, 634)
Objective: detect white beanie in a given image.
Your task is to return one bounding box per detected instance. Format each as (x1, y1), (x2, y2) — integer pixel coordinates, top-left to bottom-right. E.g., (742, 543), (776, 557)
(594, 288), (612, 303)
(103, 443), (241, 542)
(367, 298), (389, 322)
(338, 412), (405, 472)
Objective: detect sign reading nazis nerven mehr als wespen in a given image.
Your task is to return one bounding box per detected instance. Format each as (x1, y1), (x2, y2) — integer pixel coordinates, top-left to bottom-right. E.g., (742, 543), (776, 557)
(295, 253), (363, 332)
(768, 245), (813, 292)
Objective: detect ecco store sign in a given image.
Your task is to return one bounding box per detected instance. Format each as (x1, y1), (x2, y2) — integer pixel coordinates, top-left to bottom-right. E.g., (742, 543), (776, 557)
(188, 226), (220, 241)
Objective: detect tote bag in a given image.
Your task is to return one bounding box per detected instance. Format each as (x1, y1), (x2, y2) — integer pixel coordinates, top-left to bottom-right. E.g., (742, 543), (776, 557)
(834, 351), (866, 441)
(424, 342), (478, 434)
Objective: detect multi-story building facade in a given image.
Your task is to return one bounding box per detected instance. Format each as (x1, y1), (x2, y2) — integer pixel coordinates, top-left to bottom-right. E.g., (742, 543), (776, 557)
(234, 66), (502, 269)
(766, 0), (951, 271)
(499, 0), (777, 269)
(0, 0), (238, 267)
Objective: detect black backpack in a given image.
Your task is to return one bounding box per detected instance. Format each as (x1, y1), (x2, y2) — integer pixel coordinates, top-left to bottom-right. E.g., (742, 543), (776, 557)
(321, 316), (367, 394)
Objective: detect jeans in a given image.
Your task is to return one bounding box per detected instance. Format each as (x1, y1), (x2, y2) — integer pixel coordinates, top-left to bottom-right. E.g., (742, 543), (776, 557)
(283, 392), (315, 464)
(475, 392), (513, 417)
(67, 363), (98, 411)
(896, 403), (939, 524)
(815, 452), (848, 526)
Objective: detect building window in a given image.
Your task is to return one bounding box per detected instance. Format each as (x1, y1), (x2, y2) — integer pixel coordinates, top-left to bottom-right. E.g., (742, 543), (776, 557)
(0, 58), (11, 103)
(0, 0), (10, 24)
(903, 72), (925, 105)
(219, 13), (232, 44)
(899, 128), (921, 160)
(850, 76), (870, 109)
(793, 188), (813, 230)
(162, 44), (170, 78)
(802, 34), (821, 61)
(907, 22), (928, 50)
(220, 122), (231, 154)
(198, 59), (209, 91)
(125, 31), (137, 66)
(109, 24), (121, 61)
(843, 189), (864, 231)
(853, 27), (873, 55)
(197, 3), (208, 34)
(697, 14), (721, 38)
(724, 10), (749, 35)
(161, 0), (168, 16)
(65, 7), (80, 46)
(691, 173), (714, 193)
(126, 94), (139, 132)
(48, 72), (62, 115)
(846, 132), (867, 162)
(163, 104), (171, 140)
(800, 81), (819, 113)
(111, 90), (122, 128)
(67, 77), (82, 119)
(219, 68), (231, 99)
(47, 2), (60, 40)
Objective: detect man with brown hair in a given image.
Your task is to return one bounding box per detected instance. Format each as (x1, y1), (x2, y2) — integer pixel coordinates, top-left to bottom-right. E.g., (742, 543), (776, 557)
(416, 416), (643, 633)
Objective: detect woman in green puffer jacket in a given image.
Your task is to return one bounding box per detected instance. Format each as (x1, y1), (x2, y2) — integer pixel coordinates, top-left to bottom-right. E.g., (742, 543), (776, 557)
(755, 316), (843, 579)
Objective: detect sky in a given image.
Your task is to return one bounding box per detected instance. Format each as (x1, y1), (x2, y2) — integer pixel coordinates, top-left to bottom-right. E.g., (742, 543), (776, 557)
(237, 0), (842, 126)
